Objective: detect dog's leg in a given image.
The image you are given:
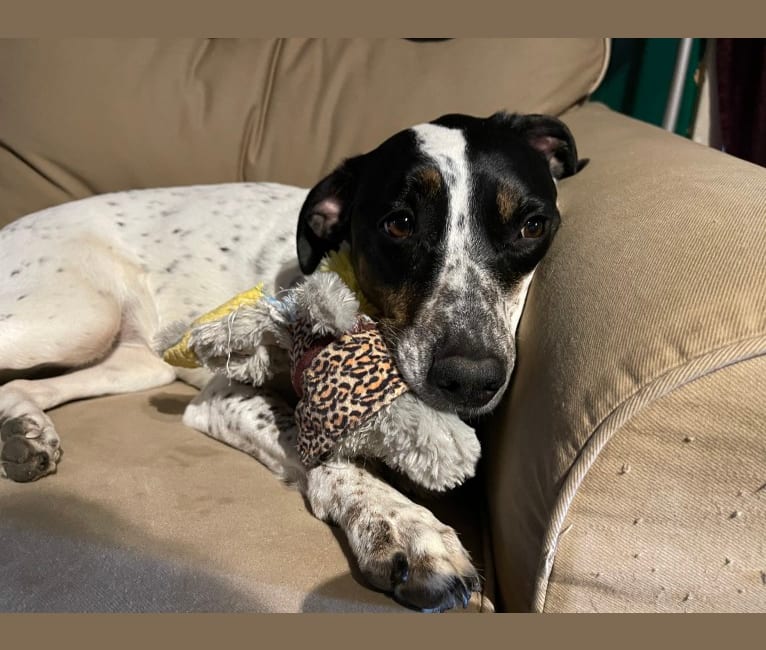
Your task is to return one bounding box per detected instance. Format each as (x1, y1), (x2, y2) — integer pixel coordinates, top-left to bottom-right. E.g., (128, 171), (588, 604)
(0, 344), (175, 482)
(0, 259), (182, 481)
(0, 282), (120, 482)
(195, 394), (482, 613)
(182, 375), (304, 483)
(305, 461), (481, 612)
(184, 376), (480, 612)
(0, 279), (126, 371)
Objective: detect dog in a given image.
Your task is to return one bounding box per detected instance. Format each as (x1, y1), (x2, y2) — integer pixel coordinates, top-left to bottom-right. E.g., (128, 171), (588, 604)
(0, 111), (582, 612)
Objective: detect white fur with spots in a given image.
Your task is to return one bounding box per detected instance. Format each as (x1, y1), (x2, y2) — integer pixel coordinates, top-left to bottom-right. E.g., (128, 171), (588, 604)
(0, 183), (303, 477)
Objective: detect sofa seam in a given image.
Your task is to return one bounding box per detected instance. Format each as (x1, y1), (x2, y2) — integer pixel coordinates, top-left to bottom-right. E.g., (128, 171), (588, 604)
(238, 38), (284, 181)
(531, 331), (766, 613)
(558, 38), (611, 116)
(0, 140), (84, 199)
(588, 37), (611, 97)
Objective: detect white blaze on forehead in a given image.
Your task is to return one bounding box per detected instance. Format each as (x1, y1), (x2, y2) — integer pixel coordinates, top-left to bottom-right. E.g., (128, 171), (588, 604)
(411, 123), (473, 292)
(411, 123), (470, 223)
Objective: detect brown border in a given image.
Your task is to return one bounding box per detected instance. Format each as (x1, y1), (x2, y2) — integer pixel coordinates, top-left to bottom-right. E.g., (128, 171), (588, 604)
(2, 613), (766, 647)
(2, 0), (766, 645)
(0, 0), (765, 36)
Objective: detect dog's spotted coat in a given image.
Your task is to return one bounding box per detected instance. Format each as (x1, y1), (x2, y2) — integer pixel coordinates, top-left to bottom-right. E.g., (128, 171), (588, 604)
(0, 111), (581, 612)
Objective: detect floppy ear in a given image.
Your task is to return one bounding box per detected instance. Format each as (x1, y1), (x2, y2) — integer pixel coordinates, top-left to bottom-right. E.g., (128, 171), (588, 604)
(499, 112), (584, 180)
(296, 157), (361, 274)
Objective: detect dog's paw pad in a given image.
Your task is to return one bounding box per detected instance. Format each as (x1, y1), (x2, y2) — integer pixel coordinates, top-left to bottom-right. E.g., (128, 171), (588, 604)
(358, 509), (481, 613)
(392, 558), (481, 613)
(1, 417), (61, 482)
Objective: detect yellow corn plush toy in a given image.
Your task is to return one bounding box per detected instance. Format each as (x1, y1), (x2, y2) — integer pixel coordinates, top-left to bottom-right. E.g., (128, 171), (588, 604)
(162, 284), (266, 369)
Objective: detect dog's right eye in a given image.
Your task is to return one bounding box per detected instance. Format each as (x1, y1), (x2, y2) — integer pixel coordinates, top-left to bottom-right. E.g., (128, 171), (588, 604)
(381, 212), (415, 240)
(520, 216), (547, 239)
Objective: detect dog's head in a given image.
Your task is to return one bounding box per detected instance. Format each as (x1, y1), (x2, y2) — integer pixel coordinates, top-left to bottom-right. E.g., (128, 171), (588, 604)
(296, 111), (583, 417)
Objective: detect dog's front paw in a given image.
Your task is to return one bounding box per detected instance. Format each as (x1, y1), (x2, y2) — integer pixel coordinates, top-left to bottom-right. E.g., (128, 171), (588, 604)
(355, 506), (481, 612)
(0, 416), (62, 482)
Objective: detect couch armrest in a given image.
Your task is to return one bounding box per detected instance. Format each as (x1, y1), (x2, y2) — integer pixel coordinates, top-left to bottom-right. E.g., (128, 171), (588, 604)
(486, 102), (766, 612)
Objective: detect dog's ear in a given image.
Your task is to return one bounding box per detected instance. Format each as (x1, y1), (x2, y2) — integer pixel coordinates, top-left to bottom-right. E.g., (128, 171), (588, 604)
(496, 112), (583, 180)
(296, 157), (361, 274)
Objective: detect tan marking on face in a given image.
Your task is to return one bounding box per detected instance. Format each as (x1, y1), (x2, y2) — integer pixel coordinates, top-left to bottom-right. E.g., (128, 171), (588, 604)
(416, 167), (442, 197)
(354, 253), (417, 329)
(376, 285), (418, 329)
(496, 182), (521, 223)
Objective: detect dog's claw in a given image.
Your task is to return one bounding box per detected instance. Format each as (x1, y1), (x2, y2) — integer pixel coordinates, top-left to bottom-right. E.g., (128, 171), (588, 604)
(390, 552), (410, 585)
(450, 575), (471, 609)
(391, 567), (481, 613)
(1, 417), (27, 441)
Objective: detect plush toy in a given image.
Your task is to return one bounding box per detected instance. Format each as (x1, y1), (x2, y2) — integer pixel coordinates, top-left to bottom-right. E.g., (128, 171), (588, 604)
(158, 250), (480, 492)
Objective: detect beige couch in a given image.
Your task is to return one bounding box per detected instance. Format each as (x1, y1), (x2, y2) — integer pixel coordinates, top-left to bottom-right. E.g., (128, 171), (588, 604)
(1, 39), (764, 613)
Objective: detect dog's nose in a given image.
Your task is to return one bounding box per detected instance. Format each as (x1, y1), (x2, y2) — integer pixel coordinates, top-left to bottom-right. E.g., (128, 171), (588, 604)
(427, 353), (505, 409)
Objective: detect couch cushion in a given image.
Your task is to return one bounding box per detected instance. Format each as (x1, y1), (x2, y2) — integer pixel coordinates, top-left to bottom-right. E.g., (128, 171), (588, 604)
(0, 38), (607, 225)
(0, 384), (491, 612)
(485, 102), (766, 612)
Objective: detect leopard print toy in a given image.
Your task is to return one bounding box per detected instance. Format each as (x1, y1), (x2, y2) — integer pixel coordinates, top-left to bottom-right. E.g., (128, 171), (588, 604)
(290, 315), (409, 467)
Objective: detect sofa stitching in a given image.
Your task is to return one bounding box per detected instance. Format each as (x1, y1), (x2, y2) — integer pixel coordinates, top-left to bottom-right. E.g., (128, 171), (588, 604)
(0, 140), (97, 201)
(557, 38), (611, 116)
(588, 38), (612, 97)
(238, 39), (284, 181)
(532, 331), (766, 612)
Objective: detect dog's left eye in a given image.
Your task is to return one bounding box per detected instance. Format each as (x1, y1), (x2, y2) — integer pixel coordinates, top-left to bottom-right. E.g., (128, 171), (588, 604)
(381, 212), (415, 240)
(520, 217), (547, 239)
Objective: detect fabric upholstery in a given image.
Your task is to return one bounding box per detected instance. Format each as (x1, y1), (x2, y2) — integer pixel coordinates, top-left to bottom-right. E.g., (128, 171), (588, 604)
(544, 354), (766, 613)
(486, 101), (766, 612)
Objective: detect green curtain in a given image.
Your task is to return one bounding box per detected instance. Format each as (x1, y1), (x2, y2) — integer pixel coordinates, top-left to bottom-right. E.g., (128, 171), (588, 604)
(591, 38), (705, 137)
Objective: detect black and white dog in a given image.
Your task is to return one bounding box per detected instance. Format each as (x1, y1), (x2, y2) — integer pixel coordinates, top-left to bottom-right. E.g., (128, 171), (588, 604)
(0, 111), (581, 612)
